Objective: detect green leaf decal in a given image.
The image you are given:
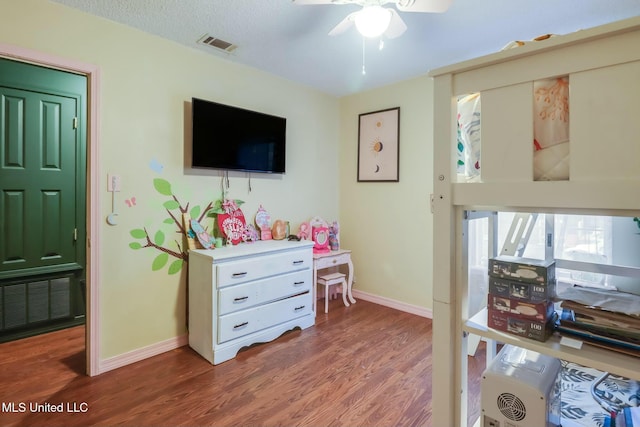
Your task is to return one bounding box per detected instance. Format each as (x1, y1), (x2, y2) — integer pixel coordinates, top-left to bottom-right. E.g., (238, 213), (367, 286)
(210, 199), (224, 214)
(154, 230), (165, 246)
(163, 218), (174, 224)
(190, 205), (201, 219)
(168, 259), (183, 275)
(153, 178), (172, 196)
(152, 253), (169, 271)
(130, 229), (147, 239)
(129, 242), (142, 250)
(163, 200), (180, 210)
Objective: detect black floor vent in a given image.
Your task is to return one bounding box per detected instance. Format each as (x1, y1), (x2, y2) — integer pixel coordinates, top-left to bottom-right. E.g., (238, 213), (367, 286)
(1, 275), (72, 332)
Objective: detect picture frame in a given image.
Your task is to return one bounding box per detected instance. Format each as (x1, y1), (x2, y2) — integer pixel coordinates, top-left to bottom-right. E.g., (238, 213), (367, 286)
(357, 107), (400, 182)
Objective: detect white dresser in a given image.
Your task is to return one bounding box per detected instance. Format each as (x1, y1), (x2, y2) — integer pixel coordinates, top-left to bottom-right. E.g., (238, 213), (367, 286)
(188, 240), (315, 365)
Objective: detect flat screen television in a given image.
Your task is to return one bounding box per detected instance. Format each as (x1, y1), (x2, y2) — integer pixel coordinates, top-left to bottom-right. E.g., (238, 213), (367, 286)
(191, 97), (286, 173)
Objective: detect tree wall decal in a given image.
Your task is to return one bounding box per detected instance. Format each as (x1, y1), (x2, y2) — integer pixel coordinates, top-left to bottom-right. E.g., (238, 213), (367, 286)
(129, 178), (212, 275)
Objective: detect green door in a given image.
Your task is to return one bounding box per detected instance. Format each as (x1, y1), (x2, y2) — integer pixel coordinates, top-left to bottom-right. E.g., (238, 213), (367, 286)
(0, 58), (86, 341)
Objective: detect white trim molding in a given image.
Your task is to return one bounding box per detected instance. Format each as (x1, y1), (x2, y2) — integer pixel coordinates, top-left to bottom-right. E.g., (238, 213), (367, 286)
(351, 290), (433, 319)
(100, 335), (189, 374)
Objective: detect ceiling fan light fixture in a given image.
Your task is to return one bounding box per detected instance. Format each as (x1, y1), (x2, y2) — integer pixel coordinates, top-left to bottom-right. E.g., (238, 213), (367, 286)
(354, 6), (392, 38)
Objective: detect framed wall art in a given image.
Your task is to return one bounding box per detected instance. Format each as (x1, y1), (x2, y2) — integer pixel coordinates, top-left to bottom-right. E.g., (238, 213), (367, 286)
(357, 107), (400, 182)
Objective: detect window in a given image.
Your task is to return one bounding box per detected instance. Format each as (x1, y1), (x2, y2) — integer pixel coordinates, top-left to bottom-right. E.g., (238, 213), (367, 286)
(467, 212), (640, 294)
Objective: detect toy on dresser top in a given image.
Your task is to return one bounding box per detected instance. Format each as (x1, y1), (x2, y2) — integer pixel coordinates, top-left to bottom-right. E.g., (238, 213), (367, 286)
(487, 256), (557, 342)
(188, 199), (343, 254)
(309, 216), (340, 254)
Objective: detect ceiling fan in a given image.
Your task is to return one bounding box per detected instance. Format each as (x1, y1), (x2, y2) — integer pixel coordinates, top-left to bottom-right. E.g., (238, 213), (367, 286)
(292, 0), (453, 39)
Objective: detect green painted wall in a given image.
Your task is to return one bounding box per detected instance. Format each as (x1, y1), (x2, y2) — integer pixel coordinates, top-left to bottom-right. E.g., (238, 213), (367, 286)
(1, 0), (341, 359)
(339, 77), (434, 310)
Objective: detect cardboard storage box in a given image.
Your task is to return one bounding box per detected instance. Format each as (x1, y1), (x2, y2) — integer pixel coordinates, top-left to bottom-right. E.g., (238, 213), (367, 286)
(488, 294), (555, 321)
(487, 307), (555, 342)
(488, 276), (556, 303)
(489, 255), (555, 284)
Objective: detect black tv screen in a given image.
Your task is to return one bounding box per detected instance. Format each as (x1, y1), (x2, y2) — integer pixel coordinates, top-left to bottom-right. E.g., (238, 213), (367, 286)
(191, 97), (286, 173)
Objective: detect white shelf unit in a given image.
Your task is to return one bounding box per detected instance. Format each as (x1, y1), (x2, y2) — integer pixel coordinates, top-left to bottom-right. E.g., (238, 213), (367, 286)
(466, 308), (639, 381)
(429, 16), (640, 427)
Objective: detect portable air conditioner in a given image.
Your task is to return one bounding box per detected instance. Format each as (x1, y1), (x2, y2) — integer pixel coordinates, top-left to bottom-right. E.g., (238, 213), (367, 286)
(481, 345), (562, 427)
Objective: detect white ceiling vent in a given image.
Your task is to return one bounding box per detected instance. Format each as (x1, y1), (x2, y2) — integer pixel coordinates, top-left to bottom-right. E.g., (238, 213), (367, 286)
(198, 34), (237, 53)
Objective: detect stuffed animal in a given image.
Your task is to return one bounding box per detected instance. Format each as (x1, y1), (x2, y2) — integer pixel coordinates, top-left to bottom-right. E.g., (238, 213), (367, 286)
(297, 221), (310, 240)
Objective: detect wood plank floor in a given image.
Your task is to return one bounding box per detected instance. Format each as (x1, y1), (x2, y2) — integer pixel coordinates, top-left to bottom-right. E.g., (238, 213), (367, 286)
(0, 298), (486, 426)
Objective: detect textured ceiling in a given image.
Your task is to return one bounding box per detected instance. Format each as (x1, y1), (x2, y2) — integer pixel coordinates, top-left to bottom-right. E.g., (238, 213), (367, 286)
(52, 0), (640, 96)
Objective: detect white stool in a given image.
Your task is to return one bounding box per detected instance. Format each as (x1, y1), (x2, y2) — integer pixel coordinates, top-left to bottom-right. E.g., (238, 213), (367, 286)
(317, 272), (348, 313)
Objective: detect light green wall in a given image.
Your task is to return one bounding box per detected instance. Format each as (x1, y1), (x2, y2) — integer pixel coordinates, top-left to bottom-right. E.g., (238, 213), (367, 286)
(339, 77), (434, 309)
(1, 0), (340, 359)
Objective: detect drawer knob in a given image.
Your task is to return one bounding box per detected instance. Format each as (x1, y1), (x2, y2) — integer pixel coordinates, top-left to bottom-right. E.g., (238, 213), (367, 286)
(233, 321), (249, 329)
(294, 305), (306, 311)
(232, 272), (248, 278)
(293, 260), (304, 265)
(233, 296), (249, 302)
(332, 260), (337, 264)
(293, 281), (305, 286)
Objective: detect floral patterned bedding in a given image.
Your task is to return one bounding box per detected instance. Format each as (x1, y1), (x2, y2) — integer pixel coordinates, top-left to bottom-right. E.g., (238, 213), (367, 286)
(533, 77), (570, 181)
(456, 92), (481, 181)
(561, 361), (640, 427)
(456, 68), (571, 182)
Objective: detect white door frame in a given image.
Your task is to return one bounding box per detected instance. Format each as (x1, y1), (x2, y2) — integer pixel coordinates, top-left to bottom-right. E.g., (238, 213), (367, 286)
(0, 43), (102, 376)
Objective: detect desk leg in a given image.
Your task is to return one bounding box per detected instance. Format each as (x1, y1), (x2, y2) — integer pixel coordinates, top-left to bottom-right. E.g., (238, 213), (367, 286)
(347, 258), (356, 304)
(313, 263), (318, 315)
(341, 279), (350, 308)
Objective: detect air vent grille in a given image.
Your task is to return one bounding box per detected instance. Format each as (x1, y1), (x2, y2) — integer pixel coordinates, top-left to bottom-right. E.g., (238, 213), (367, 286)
(198, 34), (237, 53)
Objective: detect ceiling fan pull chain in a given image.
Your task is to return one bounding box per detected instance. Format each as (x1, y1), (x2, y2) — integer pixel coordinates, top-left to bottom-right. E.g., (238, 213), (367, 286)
(362, 37), (366, 75)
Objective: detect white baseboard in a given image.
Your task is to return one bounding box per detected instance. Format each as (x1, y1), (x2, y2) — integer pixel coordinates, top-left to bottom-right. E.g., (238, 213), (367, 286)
(98, 291), (431, 374)
(99, 333), (188, 374)
(352, 289), (433, 319)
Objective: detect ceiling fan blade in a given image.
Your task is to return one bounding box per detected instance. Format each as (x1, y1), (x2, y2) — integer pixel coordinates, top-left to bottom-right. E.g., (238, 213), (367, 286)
(328, 12), (357, 36)
(394, 0), (453, 13)
(291, 0), (361, 5)
(384, 9), (407, 39)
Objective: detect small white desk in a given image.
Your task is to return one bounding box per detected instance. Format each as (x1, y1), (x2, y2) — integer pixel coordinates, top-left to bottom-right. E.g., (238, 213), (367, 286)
(312, 249), (355, 313)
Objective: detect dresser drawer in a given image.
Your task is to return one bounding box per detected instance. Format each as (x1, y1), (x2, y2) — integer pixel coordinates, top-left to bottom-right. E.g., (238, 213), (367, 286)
(258, 291), (313, 331)
(216, 249), (312, 288)
(217, 292), (313, 344)
(218, 270), (311, 315)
